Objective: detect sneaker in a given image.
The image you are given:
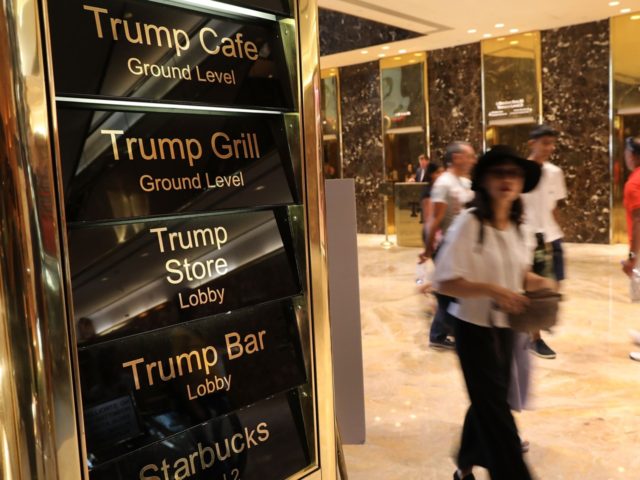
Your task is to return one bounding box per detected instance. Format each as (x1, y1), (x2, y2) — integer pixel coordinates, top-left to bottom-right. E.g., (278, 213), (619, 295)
(529, 338), (556, 359)
(429, 338), (456, 350)
(630, 352), (640, 362)
(630, 330), (640, 346)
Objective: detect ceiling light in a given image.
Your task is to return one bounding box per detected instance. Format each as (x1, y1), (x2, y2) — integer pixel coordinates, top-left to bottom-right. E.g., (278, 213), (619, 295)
(399, 49), (407, 54)
(382, 45), (390, 50)
(510, 40), (519, 45)
(495, 23), (505, 28)
(621, 7), (632, 13)
(497, 37), (506, 41)
(524, 32), (533, 36)
(414, 53), (423, 57)
(409, 60), (416, 63)
(609, 1), (620, 5)
(632, 14), (640, 19)
(483, 33), (492, 38)
(394, 56), (402, 60)
(378, 53), (386, 58)
(510, 28), (519, 33)
(467, 28), (477, 34)
(361, 50), (368, 54)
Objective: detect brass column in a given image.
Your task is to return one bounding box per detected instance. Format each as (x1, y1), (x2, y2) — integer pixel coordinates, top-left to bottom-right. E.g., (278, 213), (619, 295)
(0, 1), (81, 480)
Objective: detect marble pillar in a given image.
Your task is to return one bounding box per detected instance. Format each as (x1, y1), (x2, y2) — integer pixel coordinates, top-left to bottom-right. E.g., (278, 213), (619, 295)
(339, 61), (384, 234)
(542, 20), (611, 244)
(427, 43), (484, 164)
(319, 9), (420, 56)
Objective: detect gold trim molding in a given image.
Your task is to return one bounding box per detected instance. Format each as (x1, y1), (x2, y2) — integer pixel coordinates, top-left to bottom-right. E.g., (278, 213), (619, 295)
(0, 0), (82, 479)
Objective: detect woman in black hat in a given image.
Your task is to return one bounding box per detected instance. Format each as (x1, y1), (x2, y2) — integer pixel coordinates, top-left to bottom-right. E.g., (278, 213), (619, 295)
(433, 145), (556, 480)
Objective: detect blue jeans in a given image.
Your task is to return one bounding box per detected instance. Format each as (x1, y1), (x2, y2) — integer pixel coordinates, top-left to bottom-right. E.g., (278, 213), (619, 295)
(430, 293), (456, 342)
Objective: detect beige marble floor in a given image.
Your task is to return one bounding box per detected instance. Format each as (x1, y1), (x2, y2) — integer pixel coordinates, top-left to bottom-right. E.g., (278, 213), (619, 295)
(343, 236), (640, 480)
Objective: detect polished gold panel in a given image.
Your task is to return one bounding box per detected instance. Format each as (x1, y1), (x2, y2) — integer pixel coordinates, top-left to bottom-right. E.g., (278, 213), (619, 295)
(0, 1), (82, 480)
(380, 53), (429, 236)
(611, 13), (640, 244)
(394, 183), (425, 247)
(320, 70), (343, 178)
(482, 31), (542, 155)
(296, 0), (338, 477)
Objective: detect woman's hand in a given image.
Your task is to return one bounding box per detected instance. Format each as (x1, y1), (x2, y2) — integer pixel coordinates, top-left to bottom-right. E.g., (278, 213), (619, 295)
(488, 285), (530, 314)
(525, 272), (558, 292)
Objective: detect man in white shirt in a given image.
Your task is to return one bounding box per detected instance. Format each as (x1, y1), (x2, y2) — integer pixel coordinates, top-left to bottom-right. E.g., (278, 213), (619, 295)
(425, 141), (476, 349)
(521, 125), (567, 359)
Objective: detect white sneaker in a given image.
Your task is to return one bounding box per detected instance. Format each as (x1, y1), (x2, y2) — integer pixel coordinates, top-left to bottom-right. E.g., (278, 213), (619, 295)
(630, 330), (640, 346)
(630, 352), (640, 362)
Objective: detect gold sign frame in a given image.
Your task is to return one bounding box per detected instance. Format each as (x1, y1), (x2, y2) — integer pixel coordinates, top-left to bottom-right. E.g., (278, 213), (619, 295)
(0, 0), (337, 479)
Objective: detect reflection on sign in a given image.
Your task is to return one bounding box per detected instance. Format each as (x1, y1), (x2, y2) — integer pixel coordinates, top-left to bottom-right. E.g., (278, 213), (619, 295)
(84, 396), (142, 449)
(70, 209), (301, 345)
(80, 299), (307, 466)
(58, 108), (298, 222)
(89, 390), (310, 480)
(48, 0), (295, 108)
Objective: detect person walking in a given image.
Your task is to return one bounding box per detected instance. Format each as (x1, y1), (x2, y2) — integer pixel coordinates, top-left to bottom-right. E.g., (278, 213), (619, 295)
(621, 136), (640, 361)
(521, 125), (567, 359)
(424, 142), (476, 349)
(434, 145), (555, 480)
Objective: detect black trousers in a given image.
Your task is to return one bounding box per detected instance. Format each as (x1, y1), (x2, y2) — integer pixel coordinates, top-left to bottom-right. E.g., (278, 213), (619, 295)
(454, 318), (532, 480)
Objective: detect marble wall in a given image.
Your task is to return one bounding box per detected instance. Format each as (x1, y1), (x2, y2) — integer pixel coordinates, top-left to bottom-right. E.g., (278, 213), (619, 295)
(319, 9), (420, 56)
(541, 20), (611, 244)
(328, 21), (613, 241)
(427, 43), (484, 164)
(339, 61), (385, 234)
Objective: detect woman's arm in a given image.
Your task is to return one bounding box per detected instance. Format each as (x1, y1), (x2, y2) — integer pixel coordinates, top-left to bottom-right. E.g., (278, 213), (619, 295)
(524, 271), (557, 291)
(439, 278), (529, 314)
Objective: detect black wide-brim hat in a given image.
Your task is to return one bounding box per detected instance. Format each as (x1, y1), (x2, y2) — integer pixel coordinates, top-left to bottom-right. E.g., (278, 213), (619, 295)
(472, 145), (542, 193)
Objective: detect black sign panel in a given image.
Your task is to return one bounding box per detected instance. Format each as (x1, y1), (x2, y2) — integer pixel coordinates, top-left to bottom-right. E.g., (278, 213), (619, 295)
(233, 0), (292, 16)
(70, 209), (301, 346)
(89, 390), (310, 479)
(81, 299), (307, 466)
(57, 107), (298, 222)
(48, 0), (295, 109)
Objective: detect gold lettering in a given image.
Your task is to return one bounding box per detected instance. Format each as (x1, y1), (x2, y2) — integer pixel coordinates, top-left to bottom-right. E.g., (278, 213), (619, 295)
(122, 358), (145, 390)
(83, 5), (108, 39)
(150, 227), (168, 253)
(158, 138), (186, 160)
(199, 27), (220, 55)
(109, 17), (122, 40)
(101, 129), (124, 160)
(144, 23), (173, 49)
(211, 132), (232, 159)
(126, 137), (138, 160)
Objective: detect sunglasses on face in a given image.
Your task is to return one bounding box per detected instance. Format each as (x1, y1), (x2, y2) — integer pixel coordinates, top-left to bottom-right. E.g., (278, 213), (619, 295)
(486, 167), (525, 179)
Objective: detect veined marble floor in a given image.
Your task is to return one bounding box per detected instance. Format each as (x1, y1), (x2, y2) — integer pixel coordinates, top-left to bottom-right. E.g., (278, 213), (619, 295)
(343, 236), (640, 480)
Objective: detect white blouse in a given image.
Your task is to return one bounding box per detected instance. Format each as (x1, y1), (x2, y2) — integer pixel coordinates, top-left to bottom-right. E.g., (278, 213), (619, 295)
(433, 209), (534, 328)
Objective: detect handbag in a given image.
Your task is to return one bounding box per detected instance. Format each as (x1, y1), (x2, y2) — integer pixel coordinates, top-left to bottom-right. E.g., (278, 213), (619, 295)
(508, 288), (562, 332)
